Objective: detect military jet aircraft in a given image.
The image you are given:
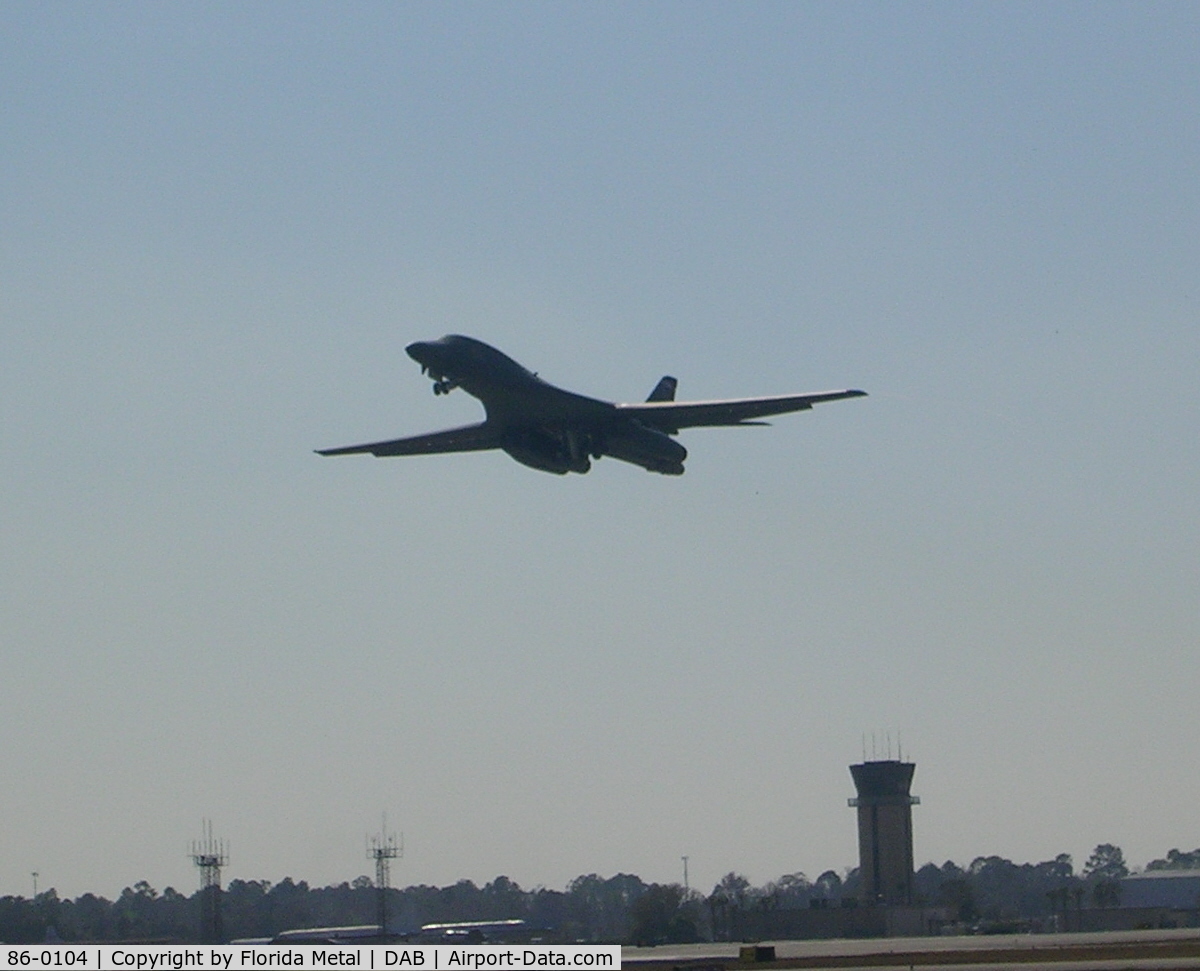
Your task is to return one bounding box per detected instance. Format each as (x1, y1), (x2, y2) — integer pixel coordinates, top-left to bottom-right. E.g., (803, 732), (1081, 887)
(317, 335), (866, 475)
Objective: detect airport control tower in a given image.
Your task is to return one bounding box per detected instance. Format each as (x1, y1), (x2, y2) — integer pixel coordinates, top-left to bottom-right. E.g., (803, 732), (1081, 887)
(849, 759), (919, 906)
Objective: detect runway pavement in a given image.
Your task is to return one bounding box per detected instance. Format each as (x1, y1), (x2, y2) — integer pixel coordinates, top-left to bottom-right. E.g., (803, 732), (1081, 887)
(623, 927), (1200, 970)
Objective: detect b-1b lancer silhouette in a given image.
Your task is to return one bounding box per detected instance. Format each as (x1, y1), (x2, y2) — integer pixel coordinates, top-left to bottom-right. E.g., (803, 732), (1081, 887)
(317, 335), (866, 476)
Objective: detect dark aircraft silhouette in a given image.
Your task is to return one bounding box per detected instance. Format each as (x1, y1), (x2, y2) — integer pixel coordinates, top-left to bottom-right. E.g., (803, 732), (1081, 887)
(317, 335), (866, 475)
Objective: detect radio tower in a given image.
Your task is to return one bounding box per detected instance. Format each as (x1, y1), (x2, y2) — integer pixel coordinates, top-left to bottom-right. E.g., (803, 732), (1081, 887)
(191, 820), (228, 944)
(368, 817), (403, 940)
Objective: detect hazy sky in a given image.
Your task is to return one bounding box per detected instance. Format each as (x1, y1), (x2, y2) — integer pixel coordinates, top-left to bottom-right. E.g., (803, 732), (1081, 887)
(2, 2), (1198, 901)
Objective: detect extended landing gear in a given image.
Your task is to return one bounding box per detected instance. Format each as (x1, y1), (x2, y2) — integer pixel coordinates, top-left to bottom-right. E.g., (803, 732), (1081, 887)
(564, 430), (599, 474)
(432, 377), (461, 395)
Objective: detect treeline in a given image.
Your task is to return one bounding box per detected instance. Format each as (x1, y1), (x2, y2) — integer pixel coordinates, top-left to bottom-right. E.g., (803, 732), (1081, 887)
(1, 845), (1196, 945)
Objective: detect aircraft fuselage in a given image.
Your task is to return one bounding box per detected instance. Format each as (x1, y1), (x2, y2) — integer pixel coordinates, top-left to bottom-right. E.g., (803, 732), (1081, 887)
(405, 336), (683, 474)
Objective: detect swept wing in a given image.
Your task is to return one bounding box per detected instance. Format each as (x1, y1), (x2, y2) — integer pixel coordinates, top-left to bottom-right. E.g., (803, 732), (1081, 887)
(618, 389), (867, 433)
(316, 422), (502, 457)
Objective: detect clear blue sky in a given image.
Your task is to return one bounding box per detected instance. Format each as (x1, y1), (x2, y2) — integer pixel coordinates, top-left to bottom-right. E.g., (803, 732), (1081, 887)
(2, 2), (1197, 900)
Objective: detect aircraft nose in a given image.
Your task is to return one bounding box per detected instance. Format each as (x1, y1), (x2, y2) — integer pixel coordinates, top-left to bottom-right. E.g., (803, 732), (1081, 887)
(407, 341), (444, 372)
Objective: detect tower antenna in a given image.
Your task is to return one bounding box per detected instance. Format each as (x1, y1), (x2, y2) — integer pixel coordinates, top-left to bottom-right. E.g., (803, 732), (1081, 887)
(368, 814), (403, 939)
(190, 820), (228, 944)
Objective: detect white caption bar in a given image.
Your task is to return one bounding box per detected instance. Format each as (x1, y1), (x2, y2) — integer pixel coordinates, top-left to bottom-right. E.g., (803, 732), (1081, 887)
(2, 946), (621, 971)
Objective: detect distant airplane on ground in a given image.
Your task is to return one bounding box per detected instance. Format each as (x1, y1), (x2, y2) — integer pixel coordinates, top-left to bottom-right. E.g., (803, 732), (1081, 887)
(317, 335), (866, 476)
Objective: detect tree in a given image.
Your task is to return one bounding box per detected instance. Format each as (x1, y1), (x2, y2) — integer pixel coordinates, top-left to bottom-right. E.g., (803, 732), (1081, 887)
(565, 873), (646, 941)
(1083, 844), (1128, 881)
(713, 872), (751, 908)
(706, 873), (751, 942)
(813, 870), (843, 902)
(1041, 854), (1075, 880)
(481, 876), (527, 920)
(1146, 848), (1200, 871)
(628, 884), (699, 946)
(938, 878), (977, 923)
(1046, 886), (1070, 928)
(763, 873), (810, 909)
(0, 896), (46, 944)
(114, 882), (164, 941)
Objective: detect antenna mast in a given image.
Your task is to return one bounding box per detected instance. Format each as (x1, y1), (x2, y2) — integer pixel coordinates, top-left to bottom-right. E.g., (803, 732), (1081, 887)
(190, 820), (228, 944)
(368, 816), (403, 939)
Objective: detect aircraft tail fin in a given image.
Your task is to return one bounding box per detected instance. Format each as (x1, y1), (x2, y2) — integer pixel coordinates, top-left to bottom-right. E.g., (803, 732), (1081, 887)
(646, 376), (677, 402)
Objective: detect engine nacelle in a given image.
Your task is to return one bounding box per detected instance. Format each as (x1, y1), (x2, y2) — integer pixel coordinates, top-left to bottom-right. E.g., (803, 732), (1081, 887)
(602, 422), (687, 475)
(502, 429), (591, 475)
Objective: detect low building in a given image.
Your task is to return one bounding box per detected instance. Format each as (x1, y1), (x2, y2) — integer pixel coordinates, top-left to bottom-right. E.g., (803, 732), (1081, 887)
(1122, 871), (1200, 910)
